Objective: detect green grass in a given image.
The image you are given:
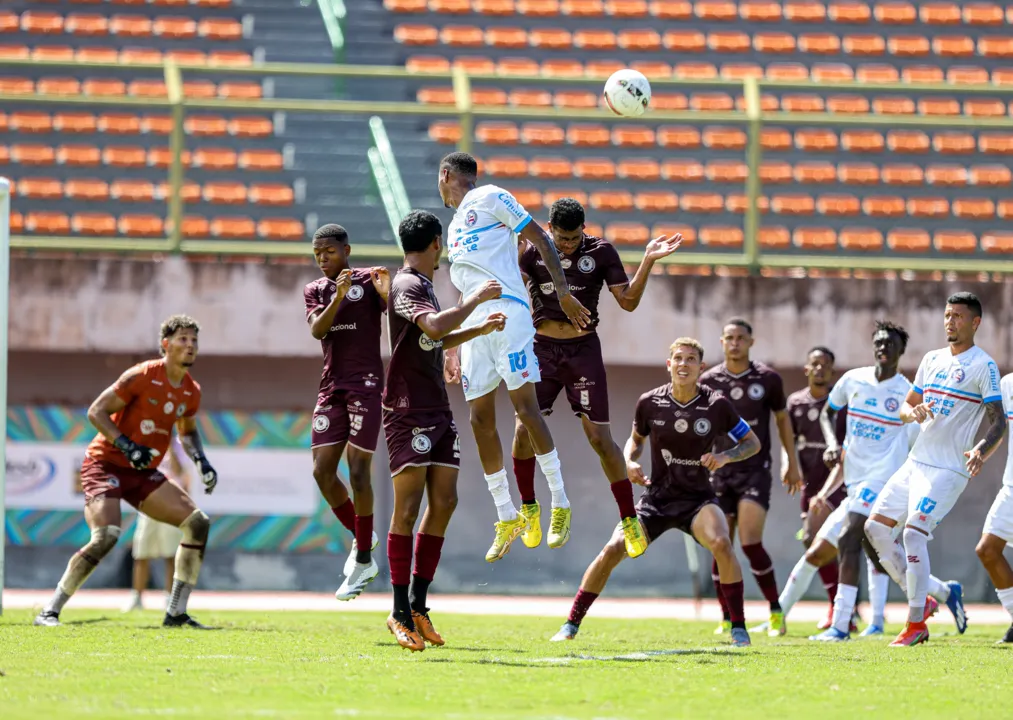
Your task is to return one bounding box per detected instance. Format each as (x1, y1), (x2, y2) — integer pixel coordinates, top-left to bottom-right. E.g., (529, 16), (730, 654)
(2, 610), (1012, 719)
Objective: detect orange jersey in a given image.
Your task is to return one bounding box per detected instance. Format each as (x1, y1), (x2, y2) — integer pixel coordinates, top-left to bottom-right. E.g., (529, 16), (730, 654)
(86, 359), (202, 468)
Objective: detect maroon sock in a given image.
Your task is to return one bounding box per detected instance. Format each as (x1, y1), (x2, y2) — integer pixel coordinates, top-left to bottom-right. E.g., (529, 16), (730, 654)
(412, 532), (445, 582)
(354, 514), (373, 563)
(720, 580), (746, 625)
(713, 558), (730, 620)
(513, 455), (537, 504)
(742, 543), (781, 610)
(387, 532), (413, 587)
(818, 561), (839, 604)
(331, 499), (356, 533)
(609, 478), (637, 520)
(567, 588), (599, 625)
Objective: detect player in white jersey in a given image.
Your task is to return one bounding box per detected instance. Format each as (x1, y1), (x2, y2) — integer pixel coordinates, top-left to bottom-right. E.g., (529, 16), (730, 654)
(865, 292), (1006, 647)
(975, 372), (1013, 644)
(437, 152), (591, 562)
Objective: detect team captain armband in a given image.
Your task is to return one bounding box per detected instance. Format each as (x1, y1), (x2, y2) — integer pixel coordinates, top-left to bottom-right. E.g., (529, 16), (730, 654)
(729, 418), (751, 442)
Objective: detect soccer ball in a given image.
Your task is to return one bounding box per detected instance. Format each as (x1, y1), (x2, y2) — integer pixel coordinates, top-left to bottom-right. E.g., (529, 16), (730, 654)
(603, 69), (652, 117)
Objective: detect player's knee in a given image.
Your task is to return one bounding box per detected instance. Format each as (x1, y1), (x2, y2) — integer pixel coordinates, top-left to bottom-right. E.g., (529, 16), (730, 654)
(976, 536), (1000, 564)
(86, 526), (122, 560)
(602, 538), (627, 565)
(513, 402), (542, 430)
(709, 534), (734, 561)
(181, 509), (211, 544)
(347, 460), (372, 494)
(434, 487), (459, 516)
(469, 406), (496, 435)
(312, 459), (337, 487)
(393, 505), (420, 532)
(585, 427), (614, 459)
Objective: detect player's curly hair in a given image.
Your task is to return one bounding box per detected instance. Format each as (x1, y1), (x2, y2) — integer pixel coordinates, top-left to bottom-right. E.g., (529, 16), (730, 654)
(808, 346), (835, 363)
(312, 223), (348, 244)
(159, 314), (200, 356)
(398, 210), (443, 253)
(549, 198), (585, 232)
(670, 337), (704, 362)
(440, 151), (478, 178)
(874, 320), (909, 354)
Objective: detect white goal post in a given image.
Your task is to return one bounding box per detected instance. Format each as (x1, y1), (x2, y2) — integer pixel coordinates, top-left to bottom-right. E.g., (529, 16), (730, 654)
(0, 177), (10, 615)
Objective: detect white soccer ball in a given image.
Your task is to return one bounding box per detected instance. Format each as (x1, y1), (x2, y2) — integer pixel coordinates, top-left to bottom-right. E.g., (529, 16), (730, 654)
(603, 69), (652, 117)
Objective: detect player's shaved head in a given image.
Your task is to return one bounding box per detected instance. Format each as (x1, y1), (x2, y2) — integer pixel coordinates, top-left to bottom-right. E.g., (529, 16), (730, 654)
(440, 151), (478, 178)
(399, 210), (443, 253)
(549, 198), (585, 233)
(312, 223), (348, 245)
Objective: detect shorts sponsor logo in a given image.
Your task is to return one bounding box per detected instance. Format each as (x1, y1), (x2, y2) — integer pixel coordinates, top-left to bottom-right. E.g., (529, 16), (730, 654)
(916, 497), (937, 514)
(807, 408), (819, 421)
(674, 419), (688, 433)
(176, 404), (187, 418)
(163, 401), (174, 415)
(412, 434), (432, 454)
(140, 419), (156, 435)
(577, 256), (595, 273)
(730, 386), (744, 400)
(654, 419), (665, 426)
(330, 323), (357, 331)
(419, 334), (442, 352)
(885, 397), (900, 412)
(508, 350), (528, 373)
(453, 434), (461, 458)
(539, 282), (554, 295)
(462, 375), (470, 393)
(580, 390), (590, 408)
(313, 415), (330, 433)
(694, 418), (711, 435)
(747, 383), (765, 400)
(346, 285), (364, 302)
(465, 209), (478, 227)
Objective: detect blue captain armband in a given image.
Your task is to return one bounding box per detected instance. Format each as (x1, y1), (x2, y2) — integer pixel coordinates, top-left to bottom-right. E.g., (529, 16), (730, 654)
(728, 418), (750, 442)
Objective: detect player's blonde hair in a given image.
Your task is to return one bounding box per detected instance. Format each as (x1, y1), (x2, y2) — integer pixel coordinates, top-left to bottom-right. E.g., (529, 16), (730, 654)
(669, 337), (704, 362)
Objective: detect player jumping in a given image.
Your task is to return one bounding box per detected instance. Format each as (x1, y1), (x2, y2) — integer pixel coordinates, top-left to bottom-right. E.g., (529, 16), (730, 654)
(865, 292), (1001, 646)
(437, 152), (590, 562)
(382, 210), (507, 651)
(700, 318), (802, 637)
(305, 224), (390, 600)
(511, 197), (681, 557)
(34, 315), (217, 629)
(550, 338), (760, 647)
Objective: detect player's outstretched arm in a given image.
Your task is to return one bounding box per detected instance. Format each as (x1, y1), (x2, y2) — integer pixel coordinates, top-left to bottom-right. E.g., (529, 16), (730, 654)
(308, 269), (353, 340)
(443, 312), (507, 350)
(611, 234), (683, 312)
(519, 222), (590, 329)
(818, 401), (843, 466)
(416, 280), (502, 342)
(177, 415), (218, 494)
(965, 400), (1008, 477)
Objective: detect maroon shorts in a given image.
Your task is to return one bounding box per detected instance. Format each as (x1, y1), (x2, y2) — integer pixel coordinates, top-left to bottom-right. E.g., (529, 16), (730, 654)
(710, 467), (773, 514)
(312, 388), (382, 453)
(801, 482), (848, 515)
(533, 333), (610, 424)
(636, 492), (719, 542)
(383, 408), (460, 477)
(79, 456), (166, 508)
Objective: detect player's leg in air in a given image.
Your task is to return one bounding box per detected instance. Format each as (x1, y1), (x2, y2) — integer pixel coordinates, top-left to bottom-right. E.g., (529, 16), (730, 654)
(736, 496), (785, 637)
(976, 485), (1013, 644)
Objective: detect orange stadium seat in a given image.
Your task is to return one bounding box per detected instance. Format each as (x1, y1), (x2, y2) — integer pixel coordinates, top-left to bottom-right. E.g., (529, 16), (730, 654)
(110, 15), (153, 37)
(128, 80), (168, 97)
(229, 116), (273, 138)
(619, 158), (661, 181)
(154, 17), (197, 39)
(110, 179), (156, 202)
(103, 145), (147, 168)
(839, 162), (879, 184)
(211, 216), (256, 239)
(761, 127), (793, 151)
(812, 64), (853, 82)
(178, 215), (210, 238)
(696, 0), (737, 20)
(194, 147), (239, 170)
(782, 95), (824, 113)
(38, 77), (81, 95)
(574, 29), (616, 49)
(542, 59), (585, 78)
(965, 3), (1004, 25)
(703, 127), (746, 150)
(722, 62), (764, 80)
(934, 35), (975, 57)
(706, 160), (747, 183)
(753, 32), (795, 53)
(209, 50), (252, 67)
(927, 164), (968, 186)
(691, 92), (734, 111)
(496, 57), (538, 75)
(882, 164), (924, 185)
(606, 223), (651, 246)
(186, 80), (221, 99)
(141, 115), (174, 134)
(258, 218), (305, 241)
(934, 132), (975, 154)
(981, 36), (1013, 59)
(740, 0), (781, 20)
(586, 60), (625, 77)
(888, 228), (930, 251)
(249, 184), (294, 206)
(529, 28), (571, 48)
(661, 159), (704, 182)
(709, 31), (750, 53)
(842, 130), (885, 153)
(725, 194), (770, 214)
(608, 0), (649, 15)
(965, 99), (1006, 117)
(98, 113), (140, 134)
(828, 95), (870, 113)
(908, 197), (949, 218)
(395, 24), (437, 45)
(556, 90), (598, 108)
(66, 13), (109, 35)
(818, 194), (861, 216)
(18, 177), (63, 199)
(58, 144), (101, 166)
(982, 231), (1013, 253)
(0, 45), (30, 59)
(473, 88), (509, 105)
(888, 36), (929, 57)
(484, 156), (528, 178)
(700, 226), (743, 248)
(486, 27), (527, 48)
(795, 162), (837, 184)
(417, 87), (454, 105)
(21, 11), (64, 34)
(55, 112), (97, 133)
(844, 34), (885, 56)
(522, 123), (565, 145)
(73, 212), (117, 236)
(756, 226), (789, 248)
(10, 112), (53, 134)
(761, 161), (793, 184)
(829, 1), (871, 23)
(772, 194), (816, 215)
(887, 130), (930, 153)
(784, 0), (826, 21)
(77, 47), (119, 63)
(796, 129), (839, 152)
(9, 212), (23, 234)
(475, 0), (517, 13)
(799, 33), (841, 54)
(873, 96), (914, 115)
(919, 97), (961, 116)
(204, 182), (247, 205)
(971, 165), (1013, 187)
(567, 124), (610, 146)
(675, 62), (718, 79)
(0, 12), (19, 33)
(186, 115), (229, 137)
(681, 192), (724, 213)
(199, 18), (243, 41)
(441, 25), (484, 46)
(84, 78), (127, 97)
(613, 126), (656, 147)
(507, 190), (541, 210)
(574, 158), (617, 180)
(150, 147), (193, 168)
(652, 92), (689, 110)
(634, 191), (678, 212)
(157, 181), (200, 202)
(385, 0), (428, 9)
(953, 198), (996, 219)
(650, 1), (692, 19)
(26, 212), (71, 234)
(33, 45), (75, 61)
(120, 47), (162, 64)
(1000, 200), (1013, 218)
(921, 2), (960, 24)
(12, 144), (56, 166)
(119, 214), (164, 237)
(856, 64), (898, 83)
(934, 230), (977, 253)
(948, 66), (989, 85)
(657, 126), (701, 149)
(620, 29), (661, 50)
(839, 227), (884, 251)
(406, 56), (450, 73)
(980, 133), (1013, 154)
(653, 223), (696, 246)
(544, 188), (588, 206)
(875, 1), (915, 24)
(529, 158), (571, 178)
(794, 227), (837, 250)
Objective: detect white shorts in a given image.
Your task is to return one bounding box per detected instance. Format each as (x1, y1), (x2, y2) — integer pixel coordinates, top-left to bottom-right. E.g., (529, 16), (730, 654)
(133, 513), (182, 559)
(815, 500), (849, 549)
(849, 479), (886, 518)
(460, 298), (539, 401)
(983, 485), (1013, 543)
(869, 458), (968, 534)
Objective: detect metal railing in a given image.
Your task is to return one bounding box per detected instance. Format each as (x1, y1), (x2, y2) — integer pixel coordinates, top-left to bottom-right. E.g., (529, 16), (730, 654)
(4, 57), (1013, 270)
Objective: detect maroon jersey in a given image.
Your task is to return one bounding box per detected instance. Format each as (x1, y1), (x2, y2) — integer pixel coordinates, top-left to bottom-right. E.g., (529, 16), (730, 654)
(633, 384), (751, 501)
(383, 267), (450, 413)
(787, 387), (848, 494)
(700, 361), (786, 476)
(303, 268), (385, 395)
(519, 234), (627, 331)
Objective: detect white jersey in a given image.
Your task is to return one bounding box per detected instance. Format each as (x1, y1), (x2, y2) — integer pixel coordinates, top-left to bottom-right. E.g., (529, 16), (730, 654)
(447, 185), (532, 310)
(829, 367), (912, 488)
(910, 344), (1002, 475)
(1001, 374), (1013, 487)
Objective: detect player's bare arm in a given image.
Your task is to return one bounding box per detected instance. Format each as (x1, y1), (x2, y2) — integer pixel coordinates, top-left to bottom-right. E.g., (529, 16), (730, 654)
(701, 430), (761, 471)
(810, 461), (844, 514)
(623, 427), (650, 486)
(900, 388), (935, 423)
(775, 409), (803, 494)
(818, 401), (843, 466)
(87, 375), (160, 470)
(416, 279), (502, 342)
(519, 222), (590, 329)
(308, 269), (353, 340)
(443, 312), (507, 350)
(177, 415), (219, 494)
(610, 234), (683, 312)
(370, 266), (391, 303)
(965, 400), (1008, 477)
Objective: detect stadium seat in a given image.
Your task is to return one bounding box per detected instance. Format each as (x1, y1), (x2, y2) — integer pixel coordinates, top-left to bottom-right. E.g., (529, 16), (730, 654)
(0, 12), (18, 33)
(965, 3), (1003, 25)
(156, 181), (200, 202)
(103, 146), (146, 168)
(194, 148), (239, 170)
(772, 194), (816, 215)
(652, 93), (689, 110)
(186, 115), (229, 137)
(154, 17), (198, 39)
(484, 156), (527, 178)
(766, 62), (809, 80)
(934, 132), (975, 154)
(908, 197), (949, 218)
(10, 112), (53, 134)
(725, 194), (769, 214)
(882, 164), (924, 185)
(199, 18), (243, 40)
(119, 47), (162, 64)
(982, 231), (1013, 253)
(692, 92), (734, 111)
(980, 37), (1013, 59)
(762, 128), (793, 151)
(799, 33), (841, 54)
(839, 227), (884, 250)
(675, 61), (718, 78)
(662, 159), (705, 182)
(863, 195), (906, 217)
(529, 28), (571, 48)
(662, 29), (703, 52)
(605, 223), (651, 246)
(828, 95), (870, 114)
(529, 157), (572, 178)
(696, 0), (737, 20)
(555, 90), (598, 109)
(110, 15), (153, 37)
(211, 216), (256, 239)
(509, 190), (542, 210)
(204, 182), (247, 204)
(657, 126), (701, 149)
(591, 190), (634, 211)
(395, 24), (437, 45)
(58, 144), (101, 166)
(758, 226), (789, 248)
(760, 161), (793, 183)
(887, 130), (929, 153)
(496, 57), (538, 75)
(26, 212), (71, 234)
(703, 127), (746, 150)
(681, 192), (724, 213)
(934, 35), (975, 57)
(818, 194), (861, 216)
(740, 0), (781, 21)
(793, 227), (837, 250)
(585, 59), (625, 77)
(842, 130), (884, 152)
(934, 230), (977, 253)
(574, 158), (616, 180)
(98, 113), (141, 134)
(919, 98), (961, 116)
(618, 158), (661, 181)
(12, 144), (56, 166)
(706, 160), (748, 183)
(782, 94), (825, 113)
(249, 184), (294, 206)
(84, 78), (127, 97)
(795, 129), (839, 152)
(141, 115), (174, 135)
(926, 164), (968, 186)
(844, 34), (885, 56)
(18, 177), (63, 200)
(258, 218), (306, 241)
(856, 64), (898, 83)
(709, 30), (750, 53)
(653, 223), (696, 246)
(890, 36), (930, 57)
(178, 215), (211, 238)
(722, 62), (764, 80)
(523, 123), (565, 145)
(406, 56), (451, 73)
(611, 126), (654, 147)
(0, 44), (30, 60)
(229, 116), (273, 138)
(699, 226), (743, 247)
(54, 113), (97, 133)
(486, 27), (528, 48)
(1000, 200), (1013, 219)
(209, 50), (253, 67)
(566, 124), (610, 146)
(475, 0), (517, 13)
(129, 80), (168, 98)
(813, 64), (854, 82)
(795, 162), (837, 184)
(66, 13), (109, 35)
(971, 165), (1013, 187)
(77, 47), (119, 63)
(948, 66), (989, 85)
(887, 228), (930, 251)
(873, 96), (914, 115)
(110, 179), (155, 202)
(921, 2), (960, 24)
(651, 0), (692, 18)
(952, 198), (995, 219)
(9, 212), (22, 234)
(784, 0), (827, 21)
(442, 25), (485, 46)
(544, 188), (587, 206)
(33, 45), (75, 61)
(980, 133), (1013, 154)
(73, 212), (117, 236)
(563, 0), (606, 16)
(875, 1), (915, 23)
(21, 11), (64, 34)
(828, 1), (871, 23)
(634, 191), (678, 211)
(474, 88), (509, 105)
(119, 214), (164, 237)
(38, 77), (81, 95)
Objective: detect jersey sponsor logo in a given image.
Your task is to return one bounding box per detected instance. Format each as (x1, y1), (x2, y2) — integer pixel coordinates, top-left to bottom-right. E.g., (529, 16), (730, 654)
(419, 334), (443, 352)
(465, 209), (478, 227)
(694, 418), (711, 435)
(661, 449), (701, 467)
(864, 398), (877, 407)
(330, 323), (357, 332)
(747, 383), (765, 400)
(730, 386), (744, 400)
(807, 407), (819, 421)
(577, 256), (596, 273)
(140, 419), (156, 435)
(148, 397), (158, 405)
(988, 361), (1000, 391)
(951, 367), (965, 383)
(674, 418), (688, 433)
(884, 397), (900, 412)
(508, 350), (528, 373)
(313, 414), (330, 433)
(346, 285), (364, 301)
(539, 282), (554, 295)
(496, 192), (525, 219)
(411, 433), (432, 454)
(163, 401), (174, 415)
(652, 396), (671, 407)
(653, 419), (666, 426)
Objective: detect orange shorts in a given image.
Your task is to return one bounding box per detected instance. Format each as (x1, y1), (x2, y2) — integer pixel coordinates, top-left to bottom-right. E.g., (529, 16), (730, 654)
(79, 456), (166, 508)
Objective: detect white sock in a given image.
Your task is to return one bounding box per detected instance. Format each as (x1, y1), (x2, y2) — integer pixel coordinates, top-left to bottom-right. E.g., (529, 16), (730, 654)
(536, 448), (569, 509)
(997, 587), (1013, 621)
(903, 527), (930, 623)
(867, 559), (889, 627)
(865, 520), (907, 587)
(832, 583), (858, 634)
(928, 575), (950, 603)
(485, 469), (518, 521)
(778, 555), (819, 616)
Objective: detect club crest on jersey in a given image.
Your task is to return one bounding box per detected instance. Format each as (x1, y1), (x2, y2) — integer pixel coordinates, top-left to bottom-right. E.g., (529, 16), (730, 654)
(577, 256), (595, 273)
(748, 383), (765, 400)
(674, 418), (688, 433)
(807, 408), (819, 421)
(694, 418), (712, 435)
(730, 386), (744, 400)
(176, 404), (187, 418)
(140, 419), (156, 435)
(163, 401), (174, 415)
(412, 434), (432, 454)
(313, 415), (330, 433)
(951, 367), (965, 383)
(539, 282), (554, 295)
(560, 258), (572, 269)
(885, 397), (900, 412)
(346, 285), (364, 301)
(465, 209), (478, 227)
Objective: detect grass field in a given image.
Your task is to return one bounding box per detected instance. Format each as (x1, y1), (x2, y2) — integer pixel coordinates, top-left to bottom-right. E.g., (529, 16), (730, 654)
(3, 609), (1013, 719)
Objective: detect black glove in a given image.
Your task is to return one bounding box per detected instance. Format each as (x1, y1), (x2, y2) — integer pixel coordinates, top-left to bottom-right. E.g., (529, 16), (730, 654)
(114, 435), (159, 470)
(194, 456), (218, 494)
